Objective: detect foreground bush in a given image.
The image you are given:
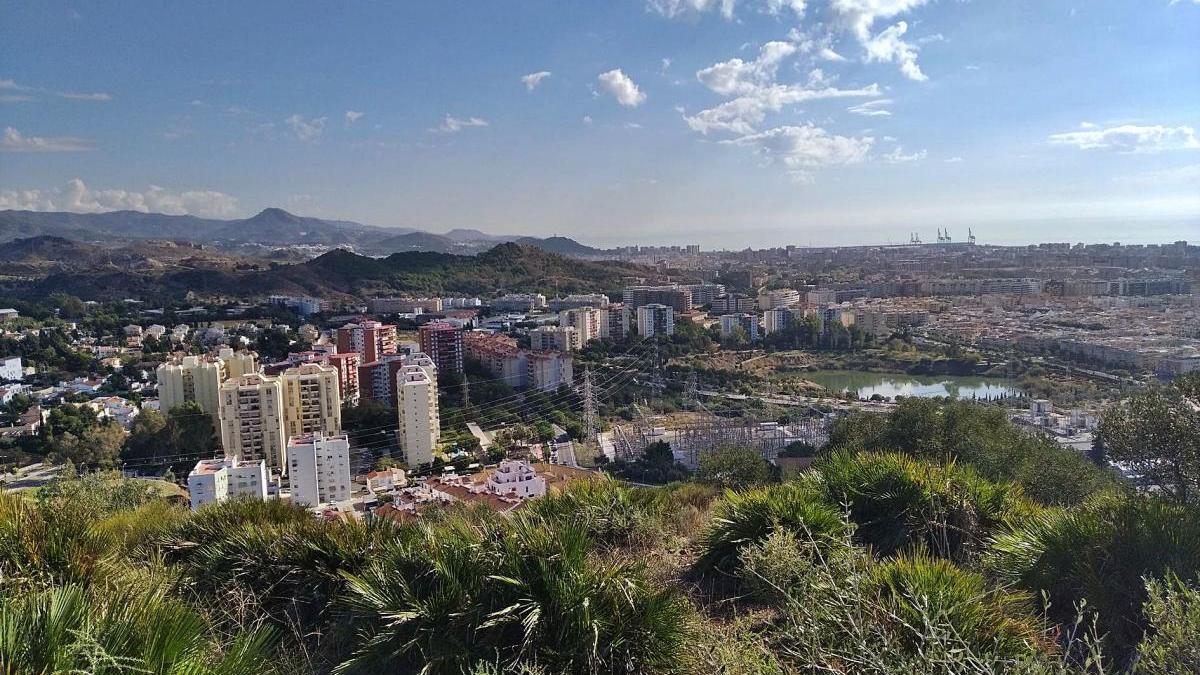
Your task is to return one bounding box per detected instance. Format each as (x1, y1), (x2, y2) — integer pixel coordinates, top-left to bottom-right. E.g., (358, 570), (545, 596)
(738, 530), (1077, 675)
(986, 493), (1200, 662)
(1134, 574), (1200, 674)
(809, 450), (1038, 562)
(336, 512), (690, 674)
(696, 482), (847, 572)
(0, 579), (277, 674)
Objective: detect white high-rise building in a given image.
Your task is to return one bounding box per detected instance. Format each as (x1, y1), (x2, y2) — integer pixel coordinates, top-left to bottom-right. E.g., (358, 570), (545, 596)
(397, 360), (440, 467)
(636, 303), (674, 338)
(281, 363), (342, 439)
(530, 325), (580, 352)
(218, 373), (287, 473)
(720, 313), (759, 342)
(559, 307), (602, 345)
(157, 349), (258, 422)
(288, 433), (352, 507)
(186, 457), (269, 511)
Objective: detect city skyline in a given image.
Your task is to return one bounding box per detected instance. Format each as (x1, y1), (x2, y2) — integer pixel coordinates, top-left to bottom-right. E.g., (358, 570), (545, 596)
(2, 0), (1198, 247)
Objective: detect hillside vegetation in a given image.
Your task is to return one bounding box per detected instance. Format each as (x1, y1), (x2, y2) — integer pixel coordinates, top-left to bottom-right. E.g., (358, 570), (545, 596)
(6, 242), (646, 302)
(3, 401), (1198, 674)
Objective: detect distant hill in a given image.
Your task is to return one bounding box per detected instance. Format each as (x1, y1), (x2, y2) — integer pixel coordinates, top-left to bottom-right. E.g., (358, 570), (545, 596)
(371, 231), (460, 253)
(0, 208), (608, 259)
(516, 235), (602, 257)
(5, 242), (645, 303)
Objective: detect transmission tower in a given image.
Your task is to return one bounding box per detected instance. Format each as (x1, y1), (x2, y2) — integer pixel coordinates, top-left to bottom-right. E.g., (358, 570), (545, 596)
(582, 368), (597, 443)
(684, 371), (699, 410)
(649, 340), (665, 400)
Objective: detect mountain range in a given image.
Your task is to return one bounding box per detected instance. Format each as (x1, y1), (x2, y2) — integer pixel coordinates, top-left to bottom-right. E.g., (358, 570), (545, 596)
(0, 208), (604, 257)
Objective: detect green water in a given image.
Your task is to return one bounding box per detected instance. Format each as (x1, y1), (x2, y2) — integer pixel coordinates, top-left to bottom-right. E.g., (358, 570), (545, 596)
(801, 370), (1022, 400)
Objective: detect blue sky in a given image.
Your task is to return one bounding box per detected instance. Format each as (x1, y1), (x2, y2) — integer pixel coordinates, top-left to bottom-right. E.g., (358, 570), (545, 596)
(1, 0), (1198, 247)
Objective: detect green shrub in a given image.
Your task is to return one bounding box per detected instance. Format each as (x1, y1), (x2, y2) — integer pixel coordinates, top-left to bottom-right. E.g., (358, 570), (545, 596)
(986, 493), (1200, 662)
(336, 512), (690, 674)
(738, 530), (1073, 674)
(0, 581), (277, 674)
(1135, 574), (1200, 674)
(811, 450), (1037, 561)
(866, 554), (1044, 659)
(696, 482), (848, 572)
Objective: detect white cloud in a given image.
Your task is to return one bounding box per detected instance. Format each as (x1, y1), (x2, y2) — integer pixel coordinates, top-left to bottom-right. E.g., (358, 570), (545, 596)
(57, 91), (113, 101)
(624, 122), (644, 129)
(647, 0), (737, 20)
(723, 124), (874, 169)
(830, 0), (932, 80)
(521, 71), (552, 91)
(647, 0), (805, 18)
(882, 145), (927, 162)
(944, 156), (964, 163)
(765, 0), (807, 15)
(597, 69), (647, 107)
(0, 178), (240, 218)
(1048, 123), (1200, 152)
(861, 21), (927, 81)
(437, 114), (490, 133)
(697, 41), (797, 96)
(582, 115), (594, 126)
(0, 79), (34, 102)
(683, 82), (880, 134)
(847, 98), (893, 116)
(285, 114), (327, 142)
(345, 110), (364, 125)
(819, 47), (848, 62)
(1, 127), (93, 152)
(661, 58), (673, 73)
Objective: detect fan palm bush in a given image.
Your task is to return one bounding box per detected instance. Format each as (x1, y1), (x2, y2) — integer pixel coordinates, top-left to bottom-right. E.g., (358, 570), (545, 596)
(985, 492), (1200, 663)
(0, 580), (278, 675)
(336, 511), (690, 674)
(524, 477), (659, 549)
(811, 450), (1037, 561)
(167, 501), (403, 638)
(695, 482), (848, 572)
(0, 491), (114, 591)
(739, 530), (1072, 674)
(866, 553), (1045, 659)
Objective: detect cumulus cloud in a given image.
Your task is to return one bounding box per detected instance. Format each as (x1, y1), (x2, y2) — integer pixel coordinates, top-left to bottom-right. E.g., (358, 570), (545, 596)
(344, 110), (364, 125)
(697, 41), (797, 96)
(1, 127), (93, 152)
(521, 71), (552, 91)
(847, 98), (893, 116)
(285, 114), (327, 142)
(683, 82), (880, 135)
(882, 145), (927, 162)
(861, 21), (927, 81)
(0, 178), (240, 218)
(1048, 123), (1200, 152)
(437, 114), (490, 133)
(597, 69), (647, 107)
(722, 124), (874, 169)
(830, 0), (932, 80)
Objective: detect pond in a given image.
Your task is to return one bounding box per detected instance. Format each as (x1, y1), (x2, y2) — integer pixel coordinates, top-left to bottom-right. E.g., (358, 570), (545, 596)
(800, 370), (1023, 401)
